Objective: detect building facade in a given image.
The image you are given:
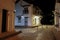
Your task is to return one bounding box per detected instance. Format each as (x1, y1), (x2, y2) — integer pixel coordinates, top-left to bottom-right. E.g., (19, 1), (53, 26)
(54, 0), (60, 29)
(0, 0), (15, 33)
(15, 1), (42, 27)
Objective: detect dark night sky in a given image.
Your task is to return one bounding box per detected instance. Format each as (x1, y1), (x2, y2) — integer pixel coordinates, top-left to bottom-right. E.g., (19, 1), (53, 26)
(23, 0), (56, 11)
(15, 0), (56, 11)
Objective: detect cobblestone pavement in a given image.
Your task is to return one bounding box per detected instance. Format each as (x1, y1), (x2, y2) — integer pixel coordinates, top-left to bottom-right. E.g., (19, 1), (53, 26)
(0, 26), (59, 40)
(14, 27), (55, 40)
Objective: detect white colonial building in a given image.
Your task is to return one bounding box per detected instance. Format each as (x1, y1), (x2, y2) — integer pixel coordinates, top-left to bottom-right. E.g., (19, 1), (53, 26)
(15, 1), (42, 27)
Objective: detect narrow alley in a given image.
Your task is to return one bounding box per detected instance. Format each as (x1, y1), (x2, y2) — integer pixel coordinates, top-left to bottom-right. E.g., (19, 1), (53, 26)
(0, 0), (60, 40)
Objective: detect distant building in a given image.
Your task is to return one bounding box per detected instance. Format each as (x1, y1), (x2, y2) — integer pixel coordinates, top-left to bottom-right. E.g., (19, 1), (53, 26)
(15, 1), (42, 27)
(54, 0), (60, 28)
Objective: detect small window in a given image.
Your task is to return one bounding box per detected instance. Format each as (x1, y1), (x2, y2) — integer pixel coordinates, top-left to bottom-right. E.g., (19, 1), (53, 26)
(17, 16), (21, 23)
(23, 7), (28, 14)
(24, 17), (28, 26)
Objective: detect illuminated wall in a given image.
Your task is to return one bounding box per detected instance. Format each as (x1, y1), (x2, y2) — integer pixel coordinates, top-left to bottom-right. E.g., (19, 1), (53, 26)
(32, 16), (40, 26)
(15, 1), (33, 26)
(55, 3), (60, 26)
(0, 0), (15, 33)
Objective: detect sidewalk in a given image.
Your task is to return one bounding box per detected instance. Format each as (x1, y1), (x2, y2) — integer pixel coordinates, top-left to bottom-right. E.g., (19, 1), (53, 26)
(0, 31), (22, 40)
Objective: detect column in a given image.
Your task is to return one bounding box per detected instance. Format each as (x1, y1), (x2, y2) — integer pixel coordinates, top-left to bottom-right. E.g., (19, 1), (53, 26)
(6, 11), (15, 32)
(0, 9), (2, 33)
(54, 11), (59, 27)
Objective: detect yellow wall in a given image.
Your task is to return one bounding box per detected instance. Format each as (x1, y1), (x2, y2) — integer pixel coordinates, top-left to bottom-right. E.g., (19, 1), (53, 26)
(0, 9), (2, 33)
(7, 11), (15, 32)
(0, 0), (15, 33)
(32, 15), (40, 26)
(0, 0), (15, 10)
(54, 3), (60, 31)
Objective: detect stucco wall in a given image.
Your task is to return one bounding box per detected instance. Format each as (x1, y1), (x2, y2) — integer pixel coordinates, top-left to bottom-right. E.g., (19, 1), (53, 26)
(15, 2), (24, 26)
(55, 3), (60, 26)
(0, 0), (14, 10)
(15, 2), (33, 26)
(0, 9), (2, 33)
(0, 0), (15, 33)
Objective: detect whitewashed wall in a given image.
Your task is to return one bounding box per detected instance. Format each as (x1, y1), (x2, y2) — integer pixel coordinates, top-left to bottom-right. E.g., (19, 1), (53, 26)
(15, 1), (32, 26)
(15, 2), (24, 26)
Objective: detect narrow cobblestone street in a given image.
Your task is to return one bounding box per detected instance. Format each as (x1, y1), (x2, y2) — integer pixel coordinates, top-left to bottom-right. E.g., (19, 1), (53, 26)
(13, 27), (56, 40)
(2, 26), (60, 40)
(0, 0), (60, 40)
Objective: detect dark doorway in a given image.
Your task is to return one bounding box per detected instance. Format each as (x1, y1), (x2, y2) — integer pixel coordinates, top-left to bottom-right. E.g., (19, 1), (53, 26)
(2, 9), (7, 32)
(25, 17), (28, 26)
